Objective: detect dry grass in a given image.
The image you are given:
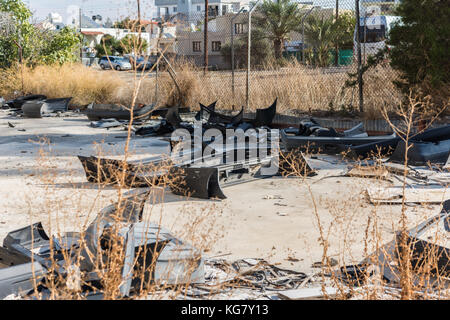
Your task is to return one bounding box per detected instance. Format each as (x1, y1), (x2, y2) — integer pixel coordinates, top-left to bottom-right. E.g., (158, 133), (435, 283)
(1, 61), (403, 118)
(0, 64), (126, 106)
(137, 60), (403, 118)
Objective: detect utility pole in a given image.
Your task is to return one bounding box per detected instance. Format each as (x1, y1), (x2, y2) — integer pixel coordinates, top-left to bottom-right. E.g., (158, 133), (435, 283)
(246, 0), (261, 112)
(79, 8), (83, 62)
(204, 0), (209, 73)
(334, 0), (339, 66)
(137, 0), (142, 54)
(231, 7), (245, 107)
(355, 0), (364, 113)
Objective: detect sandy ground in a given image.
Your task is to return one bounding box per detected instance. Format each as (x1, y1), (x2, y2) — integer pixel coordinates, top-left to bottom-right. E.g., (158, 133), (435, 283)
(0, 109), (446, 277)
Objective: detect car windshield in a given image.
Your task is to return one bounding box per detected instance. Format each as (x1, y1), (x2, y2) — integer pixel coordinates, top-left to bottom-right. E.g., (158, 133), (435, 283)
(359, 25), (386, 43)
(116, 57), (127, 62)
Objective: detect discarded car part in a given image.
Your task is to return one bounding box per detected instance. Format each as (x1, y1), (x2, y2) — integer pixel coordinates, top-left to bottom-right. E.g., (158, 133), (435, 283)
(281, 128), (396, 154)
(79, 190), (149, 272)
(170, 148), (283, 200)
(78, 155), (171, 186)
(195, 101), (217, 122)
(413, 124), (450, 142)
(135, 106), (193, 137)
(135, 120), (176, 137)
(79, 191), (204, 290)
(292, 118), (352, 137)
(0, 190), (204, 298)
(347, 137), (400, 159)
(0, 259), (46, 300)
(367, 185), (449, 204)
(343, 123), (368, 137)
(338, 263), (381, 286)
(21, 98), (72, 118)
(79, 138), (284, 200)
(133, 223), (205, 286)
(170, 167), (226, 199)
(4, 95), (47, 110)
(389, 139), (450, 166)
(278, 150), (316, 177)
(84, 103), (155, 121)
(3, 222), (53, 267)
(397, 200), (450, 277)
(348, 125), (450, 159)
(251, 99), (277, 127)
(201, 106), (244, 126)
(164, 105), (184, 128)
(90, 118), (124, 128)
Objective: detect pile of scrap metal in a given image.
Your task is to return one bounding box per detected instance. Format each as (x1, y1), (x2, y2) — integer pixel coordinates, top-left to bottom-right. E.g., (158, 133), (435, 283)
(78, 130), (314, 200)
(2, 95), (72, 118)
(77, 98), (314, 200)
(281, 118), (396, 154)
(281, 120), (450, 166)
(397, 199), (450, 278)
(0, 191), (205, 300)
(84, 102), (191, 128)
(339, 200), (450, 289)
(135, 99), (277, 137)
(350, 124), (450, 164)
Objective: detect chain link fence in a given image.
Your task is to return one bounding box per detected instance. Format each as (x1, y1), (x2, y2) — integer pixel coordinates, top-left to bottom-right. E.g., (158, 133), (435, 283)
(146, 1), (402, 117)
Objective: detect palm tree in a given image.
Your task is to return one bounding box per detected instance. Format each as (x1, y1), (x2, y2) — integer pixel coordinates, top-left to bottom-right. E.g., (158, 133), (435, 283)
(303, 14), (335, 67)
(253, 0), (304, 60)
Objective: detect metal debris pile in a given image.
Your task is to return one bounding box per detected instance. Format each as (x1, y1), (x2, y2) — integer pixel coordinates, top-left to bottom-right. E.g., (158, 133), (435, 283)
(0, 191), (205, 300)
(2, 95), (72, 118)
(1, 94), (450, 300)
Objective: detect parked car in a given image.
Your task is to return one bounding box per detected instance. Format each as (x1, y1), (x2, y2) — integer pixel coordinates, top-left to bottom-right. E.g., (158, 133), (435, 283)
(98, 56), (132, 71)
(125, 55), (156, 71)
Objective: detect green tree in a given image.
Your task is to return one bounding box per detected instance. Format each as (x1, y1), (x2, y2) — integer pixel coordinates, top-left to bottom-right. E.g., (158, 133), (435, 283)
(253, 0), (304, 60)
(118, 34), (148, 55)
(95, 34), (118, 57)
(38, 27), (81, 64)
(333, 12), (356, 49)
(303, 14), (335, 67)
(301, 12), (355, 67)
(0, 0), (35, 67)
(388, 0), (449, 100)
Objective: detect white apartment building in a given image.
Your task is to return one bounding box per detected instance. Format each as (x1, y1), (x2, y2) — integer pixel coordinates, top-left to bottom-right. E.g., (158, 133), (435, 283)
(155, 0), (249, 20)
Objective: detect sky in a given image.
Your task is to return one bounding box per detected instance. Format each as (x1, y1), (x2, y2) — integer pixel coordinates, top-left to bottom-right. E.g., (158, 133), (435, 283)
(27, 0), (350, 23)
(28, 0), (156, 22)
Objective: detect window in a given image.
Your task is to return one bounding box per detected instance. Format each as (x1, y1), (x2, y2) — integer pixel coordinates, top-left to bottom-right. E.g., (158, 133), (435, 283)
(222, 5), (227, 15)
(212, 41), (221, 52)
(173, 7), (177, 12)
(358, 25), (386, 43)
(197, 5), (201, 11)
(234, 23), (244, 34)
(193, 41), (201, 52)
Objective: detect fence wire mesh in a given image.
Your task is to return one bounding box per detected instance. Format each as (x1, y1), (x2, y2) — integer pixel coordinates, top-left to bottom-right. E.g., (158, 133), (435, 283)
(151, 0), (402, 116)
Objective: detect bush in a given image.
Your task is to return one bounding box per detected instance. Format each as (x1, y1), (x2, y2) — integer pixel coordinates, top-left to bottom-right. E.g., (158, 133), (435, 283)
(0, 0), (81, 66)
(388, 0), (450, 109)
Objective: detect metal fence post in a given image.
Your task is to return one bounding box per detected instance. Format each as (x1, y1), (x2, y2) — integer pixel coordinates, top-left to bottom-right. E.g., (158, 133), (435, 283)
(355, 0), (364, 113)
(204, 0), (209, 74)
(246, 0), (261, 112)
(231, 8), (245, 106)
